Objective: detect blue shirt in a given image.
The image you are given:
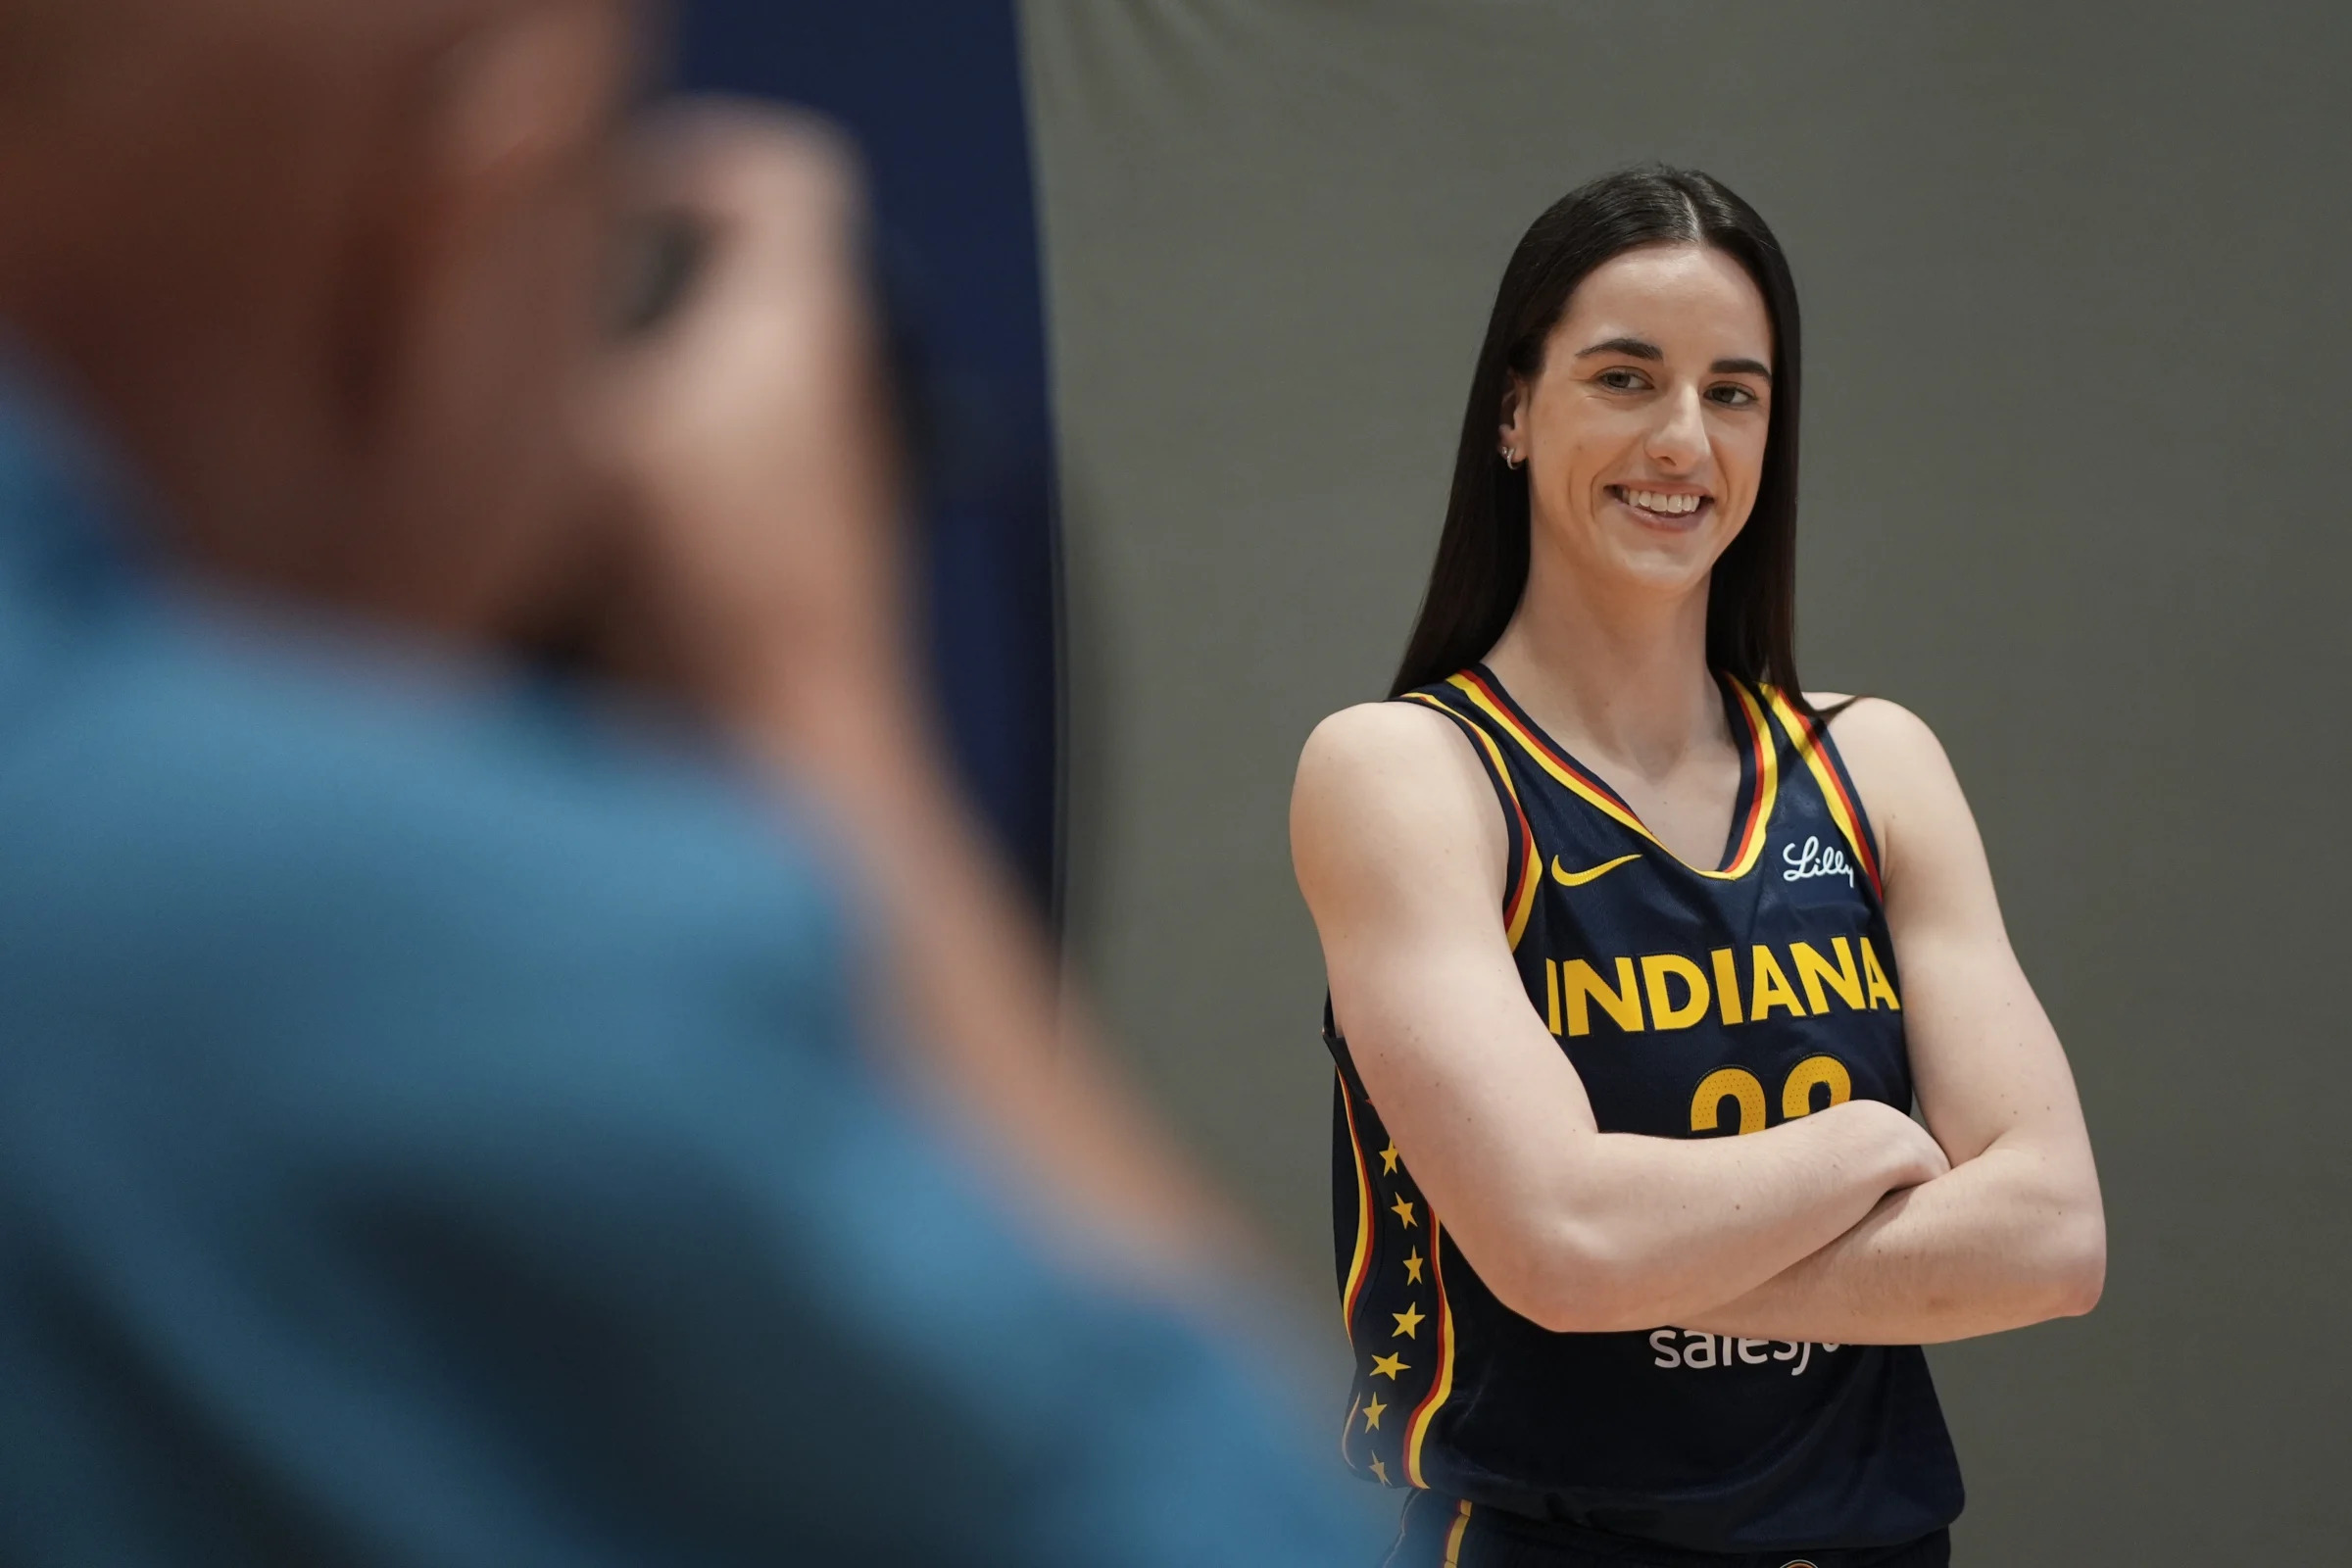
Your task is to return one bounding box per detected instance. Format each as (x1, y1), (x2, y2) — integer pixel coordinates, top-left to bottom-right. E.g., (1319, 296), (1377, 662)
(0, 367), (1378, 1566)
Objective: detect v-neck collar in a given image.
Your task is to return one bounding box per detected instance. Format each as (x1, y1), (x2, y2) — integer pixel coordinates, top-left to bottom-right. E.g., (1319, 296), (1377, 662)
(1447, 663), (1779, 881)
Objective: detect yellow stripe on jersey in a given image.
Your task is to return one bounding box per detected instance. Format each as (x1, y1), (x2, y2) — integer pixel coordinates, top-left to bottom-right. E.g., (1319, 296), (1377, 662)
(1403, 1214), (1459, 1488)
(1403, 691), (1541, 949)
(1720, 679), (1780, 878)
(1445, 670), (1779, 881)
(1338, 1070), (1376, 1335)
(1761, 687), (1882, 894)
(1443, 1499), (1474, 1566)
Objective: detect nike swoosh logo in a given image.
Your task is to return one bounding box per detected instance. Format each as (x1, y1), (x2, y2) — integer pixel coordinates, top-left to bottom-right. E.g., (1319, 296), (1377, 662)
(1551, 852), (1642, 887)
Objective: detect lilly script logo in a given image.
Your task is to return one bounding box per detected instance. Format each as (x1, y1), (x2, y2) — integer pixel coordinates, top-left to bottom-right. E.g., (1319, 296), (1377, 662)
(1781, 834), (1853, 888)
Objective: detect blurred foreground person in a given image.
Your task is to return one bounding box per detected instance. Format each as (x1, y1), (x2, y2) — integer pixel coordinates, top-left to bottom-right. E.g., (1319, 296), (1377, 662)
(0, 0), (1375, 1562)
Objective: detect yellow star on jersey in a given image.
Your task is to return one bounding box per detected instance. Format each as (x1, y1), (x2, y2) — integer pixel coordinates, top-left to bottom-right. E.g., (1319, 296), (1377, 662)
(1379, 1141), (1400, 1174)
(1362, 1395), (1388, 1431)
(1401, 1249), (1425, 1285)
(1392, 1301), (1426, 1339)
(1390, 1195), (1416, 1228)
(1369, 1456), (1390, 1485)
(1371, 1351), (1409, 1379)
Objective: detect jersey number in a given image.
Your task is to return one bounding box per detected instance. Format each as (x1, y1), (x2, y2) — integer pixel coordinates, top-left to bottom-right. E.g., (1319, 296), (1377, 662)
(1690, 1055), (1851, 1136)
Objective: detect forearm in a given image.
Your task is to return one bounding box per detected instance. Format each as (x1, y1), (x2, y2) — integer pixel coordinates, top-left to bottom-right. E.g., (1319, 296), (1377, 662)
(1494, 1104), (1933, 1333)
(1684, 1138), (2106, 1344)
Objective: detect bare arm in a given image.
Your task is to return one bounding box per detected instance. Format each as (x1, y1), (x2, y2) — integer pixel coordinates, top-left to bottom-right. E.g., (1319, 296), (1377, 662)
(1292, 702), (1948, 1334)
(1687, 699), (2105, 1344)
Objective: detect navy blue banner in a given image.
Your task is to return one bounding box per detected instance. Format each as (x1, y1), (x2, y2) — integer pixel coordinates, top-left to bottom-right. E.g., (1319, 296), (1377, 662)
(673, 3), (1062, 922)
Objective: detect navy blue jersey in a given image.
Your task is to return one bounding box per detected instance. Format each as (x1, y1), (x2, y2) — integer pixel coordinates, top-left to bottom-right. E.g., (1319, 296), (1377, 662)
(1326, 665), (1962, 1554)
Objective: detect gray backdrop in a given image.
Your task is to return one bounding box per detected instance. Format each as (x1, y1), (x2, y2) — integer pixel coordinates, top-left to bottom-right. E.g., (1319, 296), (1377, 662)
(1019, 2), (2350, 1559)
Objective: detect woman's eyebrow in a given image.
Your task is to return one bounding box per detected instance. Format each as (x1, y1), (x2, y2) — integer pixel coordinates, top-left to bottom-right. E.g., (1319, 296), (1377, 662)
(1573, 339), (1772, 380)
(1575, 335), (1662, 361)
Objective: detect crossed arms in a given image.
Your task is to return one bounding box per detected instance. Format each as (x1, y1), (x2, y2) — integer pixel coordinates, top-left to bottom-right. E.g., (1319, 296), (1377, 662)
(1290, 696), (2104, 1343)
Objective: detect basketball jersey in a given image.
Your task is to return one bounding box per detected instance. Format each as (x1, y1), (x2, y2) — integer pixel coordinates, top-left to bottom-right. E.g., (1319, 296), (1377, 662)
(1326, 665), (1963, 1554)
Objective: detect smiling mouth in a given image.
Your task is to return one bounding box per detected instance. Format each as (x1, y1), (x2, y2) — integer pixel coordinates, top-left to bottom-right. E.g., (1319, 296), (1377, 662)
(1609, 485), (1712, 525)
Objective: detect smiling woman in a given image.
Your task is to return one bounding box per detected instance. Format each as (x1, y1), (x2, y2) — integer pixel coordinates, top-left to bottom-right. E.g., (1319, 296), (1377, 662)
(1393, 170), (1805, 707)
(1291, 169), (2104, 1567)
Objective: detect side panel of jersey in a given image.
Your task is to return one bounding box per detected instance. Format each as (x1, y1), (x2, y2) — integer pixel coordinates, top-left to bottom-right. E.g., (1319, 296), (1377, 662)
(1326, 669), (1962, 1554)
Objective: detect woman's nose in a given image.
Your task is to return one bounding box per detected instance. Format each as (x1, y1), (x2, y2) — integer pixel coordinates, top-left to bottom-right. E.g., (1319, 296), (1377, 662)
(1643, 386), (1707, 470)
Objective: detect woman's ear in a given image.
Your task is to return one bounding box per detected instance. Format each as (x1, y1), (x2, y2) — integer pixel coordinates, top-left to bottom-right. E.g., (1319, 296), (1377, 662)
(1496, 374), (1527, 461)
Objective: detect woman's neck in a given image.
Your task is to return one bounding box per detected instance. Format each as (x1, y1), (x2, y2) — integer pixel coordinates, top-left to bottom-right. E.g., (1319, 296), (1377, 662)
(1481, 540), (1726, 784)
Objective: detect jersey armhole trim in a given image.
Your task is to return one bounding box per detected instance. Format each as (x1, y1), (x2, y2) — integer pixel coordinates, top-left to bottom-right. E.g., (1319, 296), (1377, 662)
(1398, 691), (1540, 950)
(1337, 1068), (1378, 1336)
(1762, 687), (1885, 896)
(1803, 705), (1888, 872)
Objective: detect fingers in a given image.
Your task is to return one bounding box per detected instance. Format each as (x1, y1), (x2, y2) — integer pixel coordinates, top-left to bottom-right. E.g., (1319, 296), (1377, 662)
(601, 97), (882, 448)
(1905, 1111), (1953, 1184)
(582, 93), (907, 724)
(617, 98), (866, 301)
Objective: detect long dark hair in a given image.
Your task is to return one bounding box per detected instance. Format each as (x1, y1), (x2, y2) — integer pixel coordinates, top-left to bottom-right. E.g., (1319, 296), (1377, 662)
(1389, 167), (1807, 704)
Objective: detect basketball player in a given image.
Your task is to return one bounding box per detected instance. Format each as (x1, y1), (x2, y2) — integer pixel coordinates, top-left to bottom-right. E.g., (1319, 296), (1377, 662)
(1291, 169), (2105, 1567)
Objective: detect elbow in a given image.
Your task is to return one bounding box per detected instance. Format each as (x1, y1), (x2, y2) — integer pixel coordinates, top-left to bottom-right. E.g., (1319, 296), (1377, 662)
(1503, 1285), (1622, 1337)
(1481, 1224), (1656, 1335)
(2033, 1207), (2106, 1321)
(2050, 1217), (2107, 1319)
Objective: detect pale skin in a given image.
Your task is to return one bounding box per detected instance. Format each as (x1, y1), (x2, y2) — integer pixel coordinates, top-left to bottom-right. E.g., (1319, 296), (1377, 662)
(1292, 243), (2105, 1341)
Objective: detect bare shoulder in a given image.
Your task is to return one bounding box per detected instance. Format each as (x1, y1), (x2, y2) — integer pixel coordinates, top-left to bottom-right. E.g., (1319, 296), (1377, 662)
(1292, 700), (1503, 880)
(1808, 694), (1949, 781)
(1296, 700), (1484, 801)
(1806, 694), (1979, 882)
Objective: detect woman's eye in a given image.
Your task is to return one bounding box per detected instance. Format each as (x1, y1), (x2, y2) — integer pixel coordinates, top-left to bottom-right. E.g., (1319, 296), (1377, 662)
(1708, 384), (1760, 408)
(1596, 368), (1647, 391)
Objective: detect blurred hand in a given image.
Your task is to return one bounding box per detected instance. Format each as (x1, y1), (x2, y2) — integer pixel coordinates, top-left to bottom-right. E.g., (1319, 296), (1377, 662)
(590, 102), (916, 758)
(584, 98), (1249, 1283)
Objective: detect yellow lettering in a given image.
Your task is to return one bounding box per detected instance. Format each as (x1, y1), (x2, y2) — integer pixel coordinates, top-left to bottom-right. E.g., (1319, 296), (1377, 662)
(1781, 1054), (1853, 1118)
(1642, 954), (1711, 1030)
(1545, 958), (1562, 1035)
(1562, 957), (1644, 1036)
(1791, 938), (1865, 1014)
(1748, 946), (1808, 1019)
(1860, 937), (1901, 1010)
(1710, 947), (1743, 1025)
(1690, 1066), (1766, 1135)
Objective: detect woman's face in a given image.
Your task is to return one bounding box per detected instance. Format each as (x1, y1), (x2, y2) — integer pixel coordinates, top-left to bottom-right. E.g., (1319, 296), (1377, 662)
(1500, 242), (1774, 603)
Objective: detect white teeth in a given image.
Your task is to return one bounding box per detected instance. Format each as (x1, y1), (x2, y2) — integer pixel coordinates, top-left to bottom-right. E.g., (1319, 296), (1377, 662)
(1622, 488), (1702, 515)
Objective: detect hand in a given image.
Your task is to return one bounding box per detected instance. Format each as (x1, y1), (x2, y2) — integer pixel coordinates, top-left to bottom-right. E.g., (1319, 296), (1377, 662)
(1833, 1098), (1951, 1191)
(587, 100), (918, 758)
(579, 102), (1249, 1280)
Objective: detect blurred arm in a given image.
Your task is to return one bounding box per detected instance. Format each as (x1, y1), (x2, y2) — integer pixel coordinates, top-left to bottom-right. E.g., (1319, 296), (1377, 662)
(1686, 699), (2106, 1344)
(594, 107), (1243, 1279)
